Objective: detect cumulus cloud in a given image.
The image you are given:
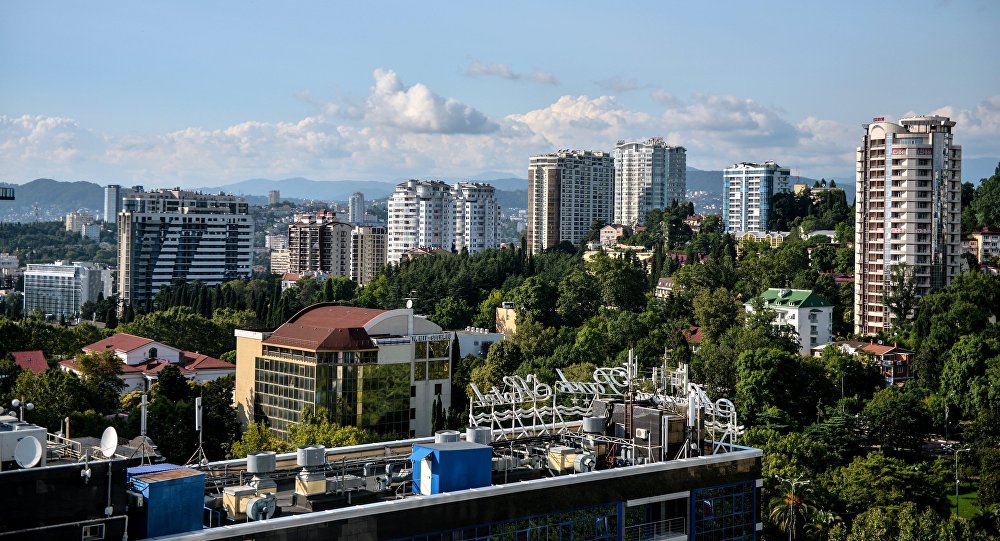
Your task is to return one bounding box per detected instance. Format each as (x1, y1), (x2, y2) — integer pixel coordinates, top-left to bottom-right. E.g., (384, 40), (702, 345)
(463, 62), (558, 85)
(508, 95), (656, 149)
(366, 69), (496, 134)
(931, 95), (1000, 156)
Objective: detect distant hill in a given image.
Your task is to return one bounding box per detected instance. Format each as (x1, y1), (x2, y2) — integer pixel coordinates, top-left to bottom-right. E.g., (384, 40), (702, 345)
(0, 179), (103, 221)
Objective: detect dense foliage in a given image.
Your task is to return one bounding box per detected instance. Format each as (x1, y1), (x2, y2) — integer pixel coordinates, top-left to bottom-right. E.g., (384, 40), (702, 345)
(0, 221), (115, 265)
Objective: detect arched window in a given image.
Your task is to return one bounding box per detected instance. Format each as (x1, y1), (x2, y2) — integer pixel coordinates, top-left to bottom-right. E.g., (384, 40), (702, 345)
(148, 347), (158, 360)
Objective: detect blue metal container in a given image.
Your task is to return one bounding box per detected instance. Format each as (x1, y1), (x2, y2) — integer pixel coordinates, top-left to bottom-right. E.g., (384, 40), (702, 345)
(130, 467), (205, 537)
(127, 462), (180, 479)
(410, 441), (492, 495)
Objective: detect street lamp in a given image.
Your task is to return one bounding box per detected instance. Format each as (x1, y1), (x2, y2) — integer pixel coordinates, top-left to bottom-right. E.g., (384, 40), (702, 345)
(955, 448), (971, 516)
(10, 399), (34, 421)
(775, 474), (811, 541)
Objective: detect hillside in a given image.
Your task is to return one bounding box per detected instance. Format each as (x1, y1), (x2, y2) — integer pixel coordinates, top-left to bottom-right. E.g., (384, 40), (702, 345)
(0, 179), (104, 222)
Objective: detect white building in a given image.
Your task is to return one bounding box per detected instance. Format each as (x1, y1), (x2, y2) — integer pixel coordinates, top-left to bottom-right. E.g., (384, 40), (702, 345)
(23, 261), (107, 318)
(746, 288), (834, 356)
(454, 327), (504, 359)
(117, 188), (253, 308)
(387, 180), (455, 264)
(528, 150), (614, 255)
(613, 138), (686, 226)
(349, 192), (365, 224)
(452, 182), (501, 255)
(723, 162), (792, 233)
(854, 115), (962, 335)
(351, 225), (387, 286)
(59, 333), (235, 393)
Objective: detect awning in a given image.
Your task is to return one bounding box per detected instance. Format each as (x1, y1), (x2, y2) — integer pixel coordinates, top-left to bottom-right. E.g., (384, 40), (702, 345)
(409, 446), (435, 463)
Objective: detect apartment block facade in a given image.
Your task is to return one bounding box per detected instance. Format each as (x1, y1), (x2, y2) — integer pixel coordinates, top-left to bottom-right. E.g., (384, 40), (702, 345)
(528, 150), (613, 255)
(23, 261), (107, 318)
(349, 192), (365, 224)
(451, 182), (501, 255)
(722, 162), (791, 233)
(854, 115), (962, 335)
(287, 210), (353, 276)
(613, 138), (686, 226)
(351, 225), (387, 286)
(117, 189), (253, 308)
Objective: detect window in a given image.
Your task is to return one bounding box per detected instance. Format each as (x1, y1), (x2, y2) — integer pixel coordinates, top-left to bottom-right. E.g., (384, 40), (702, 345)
(82, 524), (105, 541)
(410, 408), (416, 420)
(410, 385), (416, 398)
(434, 383), (442, 396)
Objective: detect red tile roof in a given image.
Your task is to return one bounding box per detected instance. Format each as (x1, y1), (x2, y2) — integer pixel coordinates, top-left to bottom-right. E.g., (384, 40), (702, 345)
(683, 326), (704, 344)
(11, 350), (47, 374)
(264, 303), (385, 350)
(83, 333), (155, 354)
(60, 349), (232, 377)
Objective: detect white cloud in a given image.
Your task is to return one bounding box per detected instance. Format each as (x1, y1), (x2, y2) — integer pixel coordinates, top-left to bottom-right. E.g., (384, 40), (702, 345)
(463, 62), (558, 85)
(365, 69), (496, 134)
(3, 70), (995, 187)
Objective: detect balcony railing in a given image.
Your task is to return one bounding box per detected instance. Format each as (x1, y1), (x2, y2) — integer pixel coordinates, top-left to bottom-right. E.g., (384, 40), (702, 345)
(624, 517), (687, 541)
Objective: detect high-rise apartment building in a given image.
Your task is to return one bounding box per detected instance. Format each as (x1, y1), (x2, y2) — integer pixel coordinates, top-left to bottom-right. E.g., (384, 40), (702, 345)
(350, 225), (387, 286)
(855, 115), (962, 335)
(527, 150), (613, 255)
(103, 185), (122, 223)
(268, 190), (280, 206)
(23, 261), (106, 318)
(451, 182), (501, 255)
(722, 162), (791, 233)
(117, 189), (253, 308)
(613, 138), (686, 225)
(65, 211), (95, 234)
(349, 192), (365, 224)
(287, 210), (352, 276)
(387, 180), (455, 264)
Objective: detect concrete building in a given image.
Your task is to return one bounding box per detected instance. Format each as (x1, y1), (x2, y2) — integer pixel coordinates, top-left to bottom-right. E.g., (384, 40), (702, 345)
(969, 227), (1000, 264)
(23, 261), (106, 318)
(287, 210), (353, 276)
(730, 230), (791, 255)
(103, 184), (122, 223)
(855, 115), (962, 335)
(349, 191), (365, 224)
(723, 162), (791, 233)
(600, 224), (627, 246)
(80, 222), (101, 241)
(59, 333), (235, 393)
(747, 288), (833, 356)
(270, 249), (290, 275)
(64, 211), (95, 234)
(451, 182), (501, 255)
(265, 232), (288, 250)
(812, 340), (914, 386)
(350, 225), (387, 286)
(528, 150), (614, 255)
(613, 138), (686, 226)
(453, 327), (504, 359)
(268, 190), (280, 206)
(0, 253), (18, 290)
(387, 180), (455, 264)
(234, 303), (453, 438)
(117, 188), (253, 308)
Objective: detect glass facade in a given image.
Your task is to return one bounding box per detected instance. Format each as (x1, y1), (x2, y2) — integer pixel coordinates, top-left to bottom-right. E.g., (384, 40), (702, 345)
(393, 503), (619, 541)
(255, 345), (418, 439)
(690, 481), (758, 541)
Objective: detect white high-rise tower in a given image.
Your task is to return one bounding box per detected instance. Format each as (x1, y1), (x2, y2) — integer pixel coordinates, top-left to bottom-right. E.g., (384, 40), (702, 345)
(613, 138), (686, 226)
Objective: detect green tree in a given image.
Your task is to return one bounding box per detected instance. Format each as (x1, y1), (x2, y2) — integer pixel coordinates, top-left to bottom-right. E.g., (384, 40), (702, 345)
(153, 364), (192, 402)
(862, 386), (929, 452)
(430, 296), (472, 330)
(11, 369), (92, 430)
(827, 451), (948, 516)
(886, 263), (917, 333)
(120, 306), (228, 357)
(556, 269), (599, 326)
(75, 351), (126, 413)
(693, 287), (740, 342)
(229, 421), (290, 457)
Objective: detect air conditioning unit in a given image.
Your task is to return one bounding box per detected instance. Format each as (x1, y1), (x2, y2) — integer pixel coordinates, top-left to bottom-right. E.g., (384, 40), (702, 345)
(635, 428), (649, 440)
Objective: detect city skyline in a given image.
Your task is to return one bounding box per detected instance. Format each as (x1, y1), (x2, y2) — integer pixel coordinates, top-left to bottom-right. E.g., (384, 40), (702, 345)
(1, 1), (998, 187)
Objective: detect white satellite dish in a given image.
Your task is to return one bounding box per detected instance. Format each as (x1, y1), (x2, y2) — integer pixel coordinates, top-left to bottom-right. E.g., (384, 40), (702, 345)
(14, 437), (43, 469)
(406, 299), (413, 309)
(100, 426), (119, 459)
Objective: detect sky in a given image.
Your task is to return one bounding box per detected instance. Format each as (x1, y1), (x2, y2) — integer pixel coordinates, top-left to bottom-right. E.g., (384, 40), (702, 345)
(1, 1), (999, 188)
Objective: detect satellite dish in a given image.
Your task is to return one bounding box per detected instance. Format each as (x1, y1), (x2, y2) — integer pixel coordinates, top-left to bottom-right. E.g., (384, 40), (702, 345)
(406, 299), (413, 309)
(14, 437), (43, 469)
(100, 426), (118, 459)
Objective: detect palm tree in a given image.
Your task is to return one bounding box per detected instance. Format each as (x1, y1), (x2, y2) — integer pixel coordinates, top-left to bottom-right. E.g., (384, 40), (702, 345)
(769, 476), (813, 541)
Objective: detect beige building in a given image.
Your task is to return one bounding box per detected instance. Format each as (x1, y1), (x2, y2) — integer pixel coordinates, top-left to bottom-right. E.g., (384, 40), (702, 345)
(599, 224), (627, 247)
(350, 225), (387, 286)
(528, 150), (613, 255)
(234, 303), (452, 439)
(288, 210), (352, 276)
(269, 250), (290, 275)
(730, 230), (790, 255)
(970, 228), (1000, 264)
(65, 211), (95, 234)
(495, 302), (518, 338)
(855, 115), (962, 335)
(613, 138), (686, 226)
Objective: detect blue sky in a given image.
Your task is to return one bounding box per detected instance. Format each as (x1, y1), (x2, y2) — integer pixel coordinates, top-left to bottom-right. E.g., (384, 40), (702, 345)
(1, 1), (998, 187)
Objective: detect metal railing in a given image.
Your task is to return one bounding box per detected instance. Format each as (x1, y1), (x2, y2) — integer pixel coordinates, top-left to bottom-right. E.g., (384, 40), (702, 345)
(624, 517), (686, 541)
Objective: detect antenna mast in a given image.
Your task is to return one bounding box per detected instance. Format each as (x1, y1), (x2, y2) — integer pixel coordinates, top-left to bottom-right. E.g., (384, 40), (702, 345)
(186, 396), (208, 466)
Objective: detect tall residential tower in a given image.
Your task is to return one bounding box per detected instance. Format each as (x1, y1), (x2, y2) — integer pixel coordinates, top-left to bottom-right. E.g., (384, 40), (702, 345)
(117, 189), (253, 308)
(722, 162), (791, 233)
(528, 150), (613, 255)
(452, 182), (501, 255)
(613, 138), (686, 225)
(854, 115), (962, 335)
(386, 180), (455, 264)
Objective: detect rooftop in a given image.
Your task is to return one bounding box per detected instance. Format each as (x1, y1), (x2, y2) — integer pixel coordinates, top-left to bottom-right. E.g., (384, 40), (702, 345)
(757, 288), (832, 308)
(82, 333), (155, 354)
(11, 350), (47, 374)
(263, 304), (388, 350)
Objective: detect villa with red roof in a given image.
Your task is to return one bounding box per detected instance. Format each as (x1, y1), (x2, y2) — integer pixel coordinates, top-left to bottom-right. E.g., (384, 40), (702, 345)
(59, 332), (235, 393)
(11, 350), (48, 374)
(811, 340), (913, 386)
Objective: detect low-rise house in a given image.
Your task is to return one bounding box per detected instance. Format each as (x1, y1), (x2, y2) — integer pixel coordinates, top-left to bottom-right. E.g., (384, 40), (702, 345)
(496, 302), (518, 338)
(454, 327), (504, 359)
(655, 277), (675, 299)
(811, 341), (913, 386)
(746, 288), (833, 355)
(59, 333), (234, 393)
(599, 224), (628, 247)
(11, 351), (48, 374)
(682, 326), (704, 354)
